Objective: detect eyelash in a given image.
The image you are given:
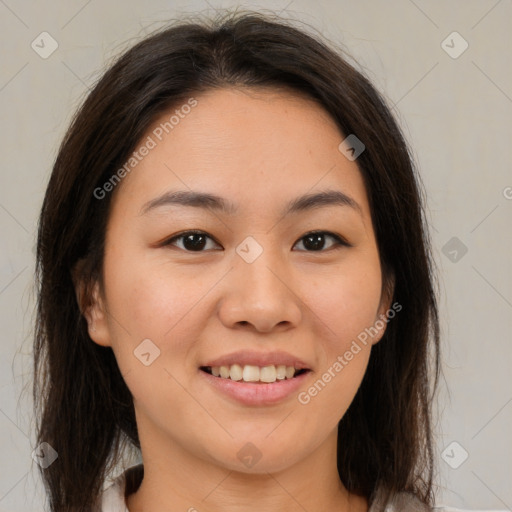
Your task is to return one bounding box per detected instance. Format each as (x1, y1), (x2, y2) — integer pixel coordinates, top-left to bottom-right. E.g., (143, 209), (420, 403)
(161, 229), (351, 253)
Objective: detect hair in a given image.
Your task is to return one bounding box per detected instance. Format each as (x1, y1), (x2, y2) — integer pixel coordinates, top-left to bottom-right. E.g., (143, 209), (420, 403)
(34, 9), (441, 512)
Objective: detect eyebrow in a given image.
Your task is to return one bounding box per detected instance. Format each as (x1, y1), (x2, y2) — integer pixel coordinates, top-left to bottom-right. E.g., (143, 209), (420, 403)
(140, 188), (362, 217)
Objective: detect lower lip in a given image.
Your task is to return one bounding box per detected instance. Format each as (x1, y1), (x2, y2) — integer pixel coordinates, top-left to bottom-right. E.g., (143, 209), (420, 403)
(198, 369), (311, 406)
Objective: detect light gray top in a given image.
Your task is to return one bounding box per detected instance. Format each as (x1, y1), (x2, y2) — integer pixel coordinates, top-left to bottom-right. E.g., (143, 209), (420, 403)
(98, 464), (460, 512)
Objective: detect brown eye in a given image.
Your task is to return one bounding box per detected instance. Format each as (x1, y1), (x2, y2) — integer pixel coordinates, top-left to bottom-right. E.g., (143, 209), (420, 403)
(293, 231), (349, 252)
(163, 230), (221, 252)
(162, 230), (350, 253)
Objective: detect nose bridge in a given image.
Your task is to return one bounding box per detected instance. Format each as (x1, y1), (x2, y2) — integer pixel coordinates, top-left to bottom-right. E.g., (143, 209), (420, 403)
(235, 234), (289, 297)
(218, 234), (302, 331)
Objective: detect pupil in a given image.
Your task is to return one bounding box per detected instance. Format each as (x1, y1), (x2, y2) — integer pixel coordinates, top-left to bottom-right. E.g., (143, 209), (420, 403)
(304, 233), (324, 251)
(182, 233), (326, 251)
(184, 233), (206, 251)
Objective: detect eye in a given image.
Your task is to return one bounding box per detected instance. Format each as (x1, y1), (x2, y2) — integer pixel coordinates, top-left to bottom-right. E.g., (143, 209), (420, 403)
(162, 230), (221, 252)
(293, 231), (350, 252)
(162, 230), (350, 253)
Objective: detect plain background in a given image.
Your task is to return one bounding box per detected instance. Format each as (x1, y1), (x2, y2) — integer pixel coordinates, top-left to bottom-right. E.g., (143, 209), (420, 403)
(0, 1), (511, 511)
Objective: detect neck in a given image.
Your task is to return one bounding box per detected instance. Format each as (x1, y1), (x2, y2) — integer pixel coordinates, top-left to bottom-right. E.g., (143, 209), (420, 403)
(125, 425), (367, 512)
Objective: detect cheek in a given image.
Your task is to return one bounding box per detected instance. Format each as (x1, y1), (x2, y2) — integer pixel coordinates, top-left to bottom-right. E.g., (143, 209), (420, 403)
(297, 265), (379, 422)
(103, 246), (209, 341)
(298, 255), (382, 418)
(300, 256), (383, 348)
(101, 253), (203, 415)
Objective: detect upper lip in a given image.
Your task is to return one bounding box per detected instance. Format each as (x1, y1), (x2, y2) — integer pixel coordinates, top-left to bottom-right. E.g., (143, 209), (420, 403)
(201, 350), (311, 370)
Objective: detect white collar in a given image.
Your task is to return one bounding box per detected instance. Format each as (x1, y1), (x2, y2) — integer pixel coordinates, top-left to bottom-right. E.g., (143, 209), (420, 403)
(99, 468), (131, 512)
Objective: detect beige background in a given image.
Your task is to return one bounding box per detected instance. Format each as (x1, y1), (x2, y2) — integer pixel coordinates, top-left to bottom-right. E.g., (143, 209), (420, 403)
(0, 1), (511, 510)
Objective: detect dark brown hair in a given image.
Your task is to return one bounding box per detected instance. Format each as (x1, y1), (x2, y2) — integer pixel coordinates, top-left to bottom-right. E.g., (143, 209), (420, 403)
(34, 9), (441, 512)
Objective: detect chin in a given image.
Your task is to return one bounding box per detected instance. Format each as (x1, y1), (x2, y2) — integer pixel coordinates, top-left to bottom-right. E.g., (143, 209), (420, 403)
(205, 438), (307, 475)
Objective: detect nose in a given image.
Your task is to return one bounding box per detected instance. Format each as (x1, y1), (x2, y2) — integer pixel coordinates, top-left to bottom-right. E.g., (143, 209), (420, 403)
(217, 246), (303, 333)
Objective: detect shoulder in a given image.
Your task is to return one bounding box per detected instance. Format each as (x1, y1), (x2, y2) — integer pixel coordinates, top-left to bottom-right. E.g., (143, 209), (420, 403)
(368, 489), (432, 512)
(368, 486), (474, 512)
(368, 488), (464, 512)
(98, 464), (144, 512)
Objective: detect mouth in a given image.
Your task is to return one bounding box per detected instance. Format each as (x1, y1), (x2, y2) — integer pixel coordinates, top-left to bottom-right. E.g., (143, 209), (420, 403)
(199, 365), (311, 384)
(198, 364), (312, 406)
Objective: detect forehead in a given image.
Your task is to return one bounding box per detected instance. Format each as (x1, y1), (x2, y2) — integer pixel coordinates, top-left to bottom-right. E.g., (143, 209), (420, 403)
(110, 86), (371, 223)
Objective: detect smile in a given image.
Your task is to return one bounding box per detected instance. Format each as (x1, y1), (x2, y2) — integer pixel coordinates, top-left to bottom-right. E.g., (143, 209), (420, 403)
(200, 364), (310, 384)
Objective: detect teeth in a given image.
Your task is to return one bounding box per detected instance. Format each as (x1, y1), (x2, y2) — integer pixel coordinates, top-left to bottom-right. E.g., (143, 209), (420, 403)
(259, 365), (276, 383)
(208, 364), (303, 383)
(276, 365), (287, 380)
(230, 364), (243, 381)
(243, 365), (260, 382)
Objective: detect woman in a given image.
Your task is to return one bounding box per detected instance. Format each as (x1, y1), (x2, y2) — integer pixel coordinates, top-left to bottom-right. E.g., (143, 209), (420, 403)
(34, 10), (441, 512)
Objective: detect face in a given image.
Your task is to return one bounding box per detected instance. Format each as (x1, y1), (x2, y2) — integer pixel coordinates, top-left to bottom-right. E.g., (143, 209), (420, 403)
(83, 87), (393, 475)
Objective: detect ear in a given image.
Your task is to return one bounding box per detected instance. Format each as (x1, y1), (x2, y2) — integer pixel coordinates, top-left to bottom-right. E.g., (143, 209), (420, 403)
(371, 271), (396, 345)
(71, 262), (112, 347)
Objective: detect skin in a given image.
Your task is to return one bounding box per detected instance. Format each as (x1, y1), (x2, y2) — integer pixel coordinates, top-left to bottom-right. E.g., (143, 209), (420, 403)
(81, 87), (394, 512)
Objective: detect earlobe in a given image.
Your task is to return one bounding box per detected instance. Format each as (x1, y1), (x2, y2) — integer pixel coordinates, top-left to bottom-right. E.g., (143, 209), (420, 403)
(83, 281), (112, 347)
(72, 264), (112, 347)
(371, 309), (389, 345)
(372, 271), (396, 345)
